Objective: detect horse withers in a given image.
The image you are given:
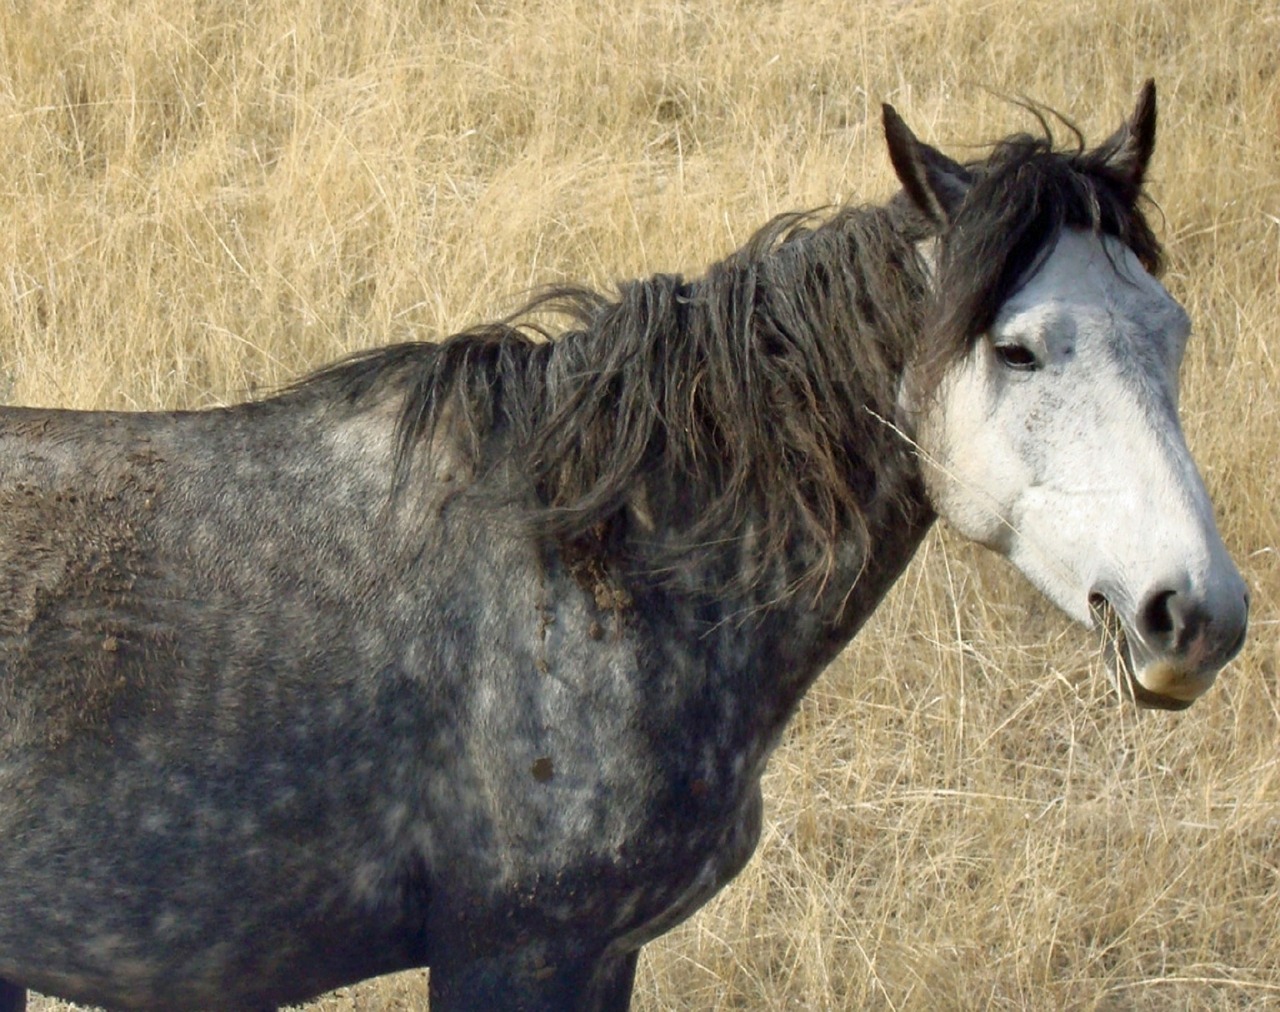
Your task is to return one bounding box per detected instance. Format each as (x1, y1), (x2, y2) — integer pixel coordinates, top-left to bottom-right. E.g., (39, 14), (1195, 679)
(0, 82), (1247, 1010)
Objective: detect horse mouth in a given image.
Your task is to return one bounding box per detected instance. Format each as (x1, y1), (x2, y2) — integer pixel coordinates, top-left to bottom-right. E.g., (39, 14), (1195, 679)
(1090, 596), (1196, 711)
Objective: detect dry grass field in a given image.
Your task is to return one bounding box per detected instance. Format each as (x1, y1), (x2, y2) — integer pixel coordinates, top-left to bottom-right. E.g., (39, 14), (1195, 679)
(2, 0), (1278, 1008)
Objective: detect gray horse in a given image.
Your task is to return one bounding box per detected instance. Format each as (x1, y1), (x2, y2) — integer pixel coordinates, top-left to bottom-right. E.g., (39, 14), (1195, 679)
(0, 82), (1248, 1010)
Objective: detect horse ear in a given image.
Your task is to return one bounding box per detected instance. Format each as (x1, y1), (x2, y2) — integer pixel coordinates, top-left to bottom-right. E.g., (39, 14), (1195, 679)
(1098, 79), (1157, 188)
(882, 104), (971, 228)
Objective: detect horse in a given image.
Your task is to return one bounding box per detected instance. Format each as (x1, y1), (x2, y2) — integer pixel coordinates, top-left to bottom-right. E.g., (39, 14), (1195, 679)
(0, 81), (1248, 1011)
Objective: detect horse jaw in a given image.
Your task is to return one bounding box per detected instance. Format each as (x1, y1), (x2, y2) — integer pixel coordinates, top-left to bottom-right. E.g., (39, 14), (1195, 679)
(913, 228), (1248, 709)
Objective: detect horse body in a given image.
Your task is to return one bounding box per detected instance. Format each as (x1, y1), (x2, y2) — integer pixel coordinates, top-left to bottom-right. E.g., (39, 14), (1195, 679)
(0, 84), (1249, 1010)
(0, 391), (930, 1009)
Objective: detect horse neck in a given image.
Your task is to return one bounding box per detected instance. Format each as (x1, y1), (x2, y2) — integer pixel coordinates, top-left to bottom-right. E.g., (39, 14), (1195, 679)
(621, 439), (935, 736)
(751, 472), (934, 716)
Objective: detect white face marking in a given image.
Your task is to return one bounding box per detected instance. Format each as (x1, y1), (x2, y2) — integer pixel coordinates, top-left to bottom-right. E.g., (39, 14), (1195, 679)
(914, 228), (1247, 705)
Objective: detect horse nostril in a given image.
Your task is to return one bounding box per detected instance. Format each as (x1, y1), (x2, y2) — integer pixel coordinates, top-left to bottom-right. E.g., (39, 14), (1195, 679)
(1136, 584), (1249, 664)
(1138, 588), (1183, 650)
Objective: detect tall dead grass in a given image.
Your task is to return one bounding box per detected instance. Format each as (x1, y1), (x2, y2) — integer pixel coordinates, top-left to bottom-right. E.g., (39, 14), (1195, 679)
(3, 0), (1278, 1008)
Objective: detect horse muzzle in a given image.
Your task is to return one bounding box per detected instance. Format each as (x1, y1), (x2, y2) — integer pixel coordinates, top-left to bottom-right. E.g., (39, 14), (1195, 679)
(1091, 589), (1249, 710)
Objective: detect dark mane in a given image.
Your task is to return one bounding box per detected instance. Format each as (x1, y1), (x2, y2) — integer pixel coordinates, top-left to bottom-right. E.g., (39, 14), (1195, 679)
(292, 204), (930, 596)
(286, 118), (1163, 598)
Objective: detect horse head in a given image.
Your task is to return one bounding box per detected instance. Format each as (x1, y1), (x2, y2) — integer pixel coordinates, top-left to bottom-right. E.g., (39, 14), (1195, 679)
(887, 82), (1249, 709)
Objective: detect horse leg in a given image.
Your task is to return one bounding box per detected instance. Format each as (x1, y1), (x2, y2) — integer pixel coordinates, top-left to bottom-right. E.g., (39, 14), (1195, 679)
(0, 980), (25, 1012)
(429, 947), (638, 1012)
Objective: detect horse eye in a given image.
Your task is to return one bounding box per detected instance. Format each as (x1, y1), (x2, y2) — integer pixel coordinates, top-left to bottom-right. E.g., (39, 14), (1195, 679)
(993, 342), (1039, 371)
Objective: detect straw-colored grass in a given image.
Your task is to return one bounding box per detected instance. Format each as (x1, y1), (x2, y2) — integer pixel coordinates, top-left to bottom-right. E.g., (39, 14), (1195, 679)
(3, 0), (1278, 1008)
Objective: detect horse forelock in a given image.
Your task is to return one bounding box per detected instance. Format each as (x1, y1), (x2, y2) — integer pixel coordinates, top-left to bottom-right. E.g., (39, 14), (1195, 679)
(916, 126), (1165, 394)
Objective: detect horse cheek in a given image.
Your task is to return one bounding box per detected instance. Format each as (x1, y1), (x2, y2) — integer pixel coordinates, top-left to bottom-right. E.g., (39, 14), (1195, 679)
(919, 364), (1026, 554)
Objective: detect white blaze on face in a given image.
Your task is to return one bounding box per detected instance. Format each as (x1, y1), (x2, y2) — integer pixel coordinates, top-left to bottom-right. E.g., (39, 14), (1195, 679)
(917, 228), (1247, 706)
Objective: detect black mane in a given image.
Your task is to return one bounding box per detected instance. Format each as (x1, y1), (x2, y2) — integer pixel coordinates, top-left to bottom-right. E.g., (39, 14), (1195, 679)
(286, 118), (1162, 597)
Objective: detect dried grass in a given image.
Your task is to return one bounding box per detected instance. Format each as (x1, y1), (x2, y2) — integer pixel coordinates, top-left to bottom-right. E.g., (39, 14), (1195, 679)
(4, 0), (1278, 1007)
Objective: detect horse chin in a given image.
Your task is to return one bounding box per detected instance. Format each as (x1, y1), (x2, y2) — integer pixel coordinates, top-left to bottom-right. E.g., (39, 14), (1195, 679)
(1091, 599), (1203, 711)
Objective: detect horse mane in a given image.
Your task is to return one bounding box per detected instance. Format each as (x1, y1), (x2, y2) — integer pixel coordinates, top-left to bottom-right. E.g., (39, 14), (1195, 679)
(285, 115), (1163, 599)
(292, 205), (930, 596)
